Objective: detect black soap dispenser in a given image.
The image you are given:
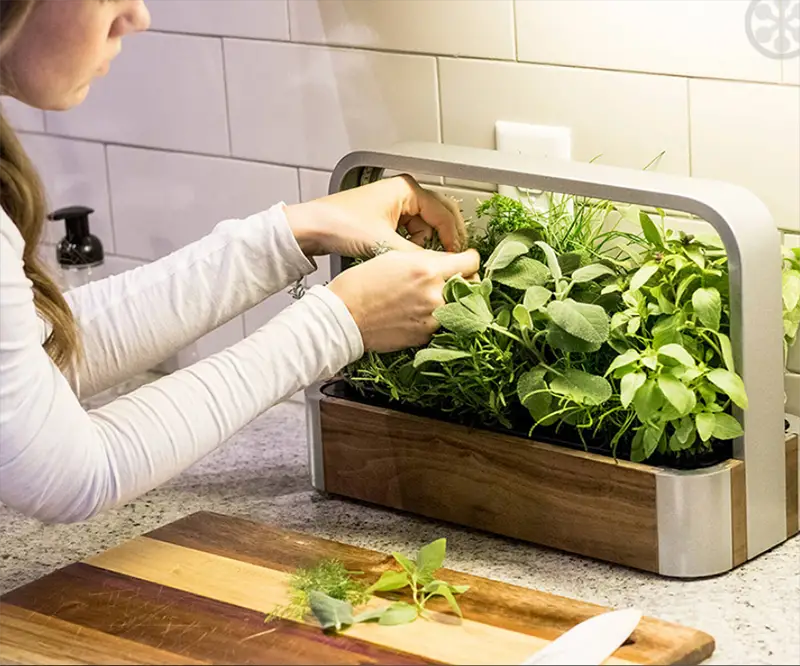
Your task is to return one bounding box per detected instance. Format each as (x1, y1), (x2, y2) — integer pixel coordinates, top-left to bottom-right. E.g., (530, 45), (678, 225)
(48, 205), (105, 290)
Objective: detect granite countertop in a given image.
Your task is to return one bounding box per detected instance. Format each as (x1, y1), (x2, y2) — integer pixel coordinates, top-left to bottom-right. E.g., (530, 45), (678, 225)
(0, 372), (797, 665)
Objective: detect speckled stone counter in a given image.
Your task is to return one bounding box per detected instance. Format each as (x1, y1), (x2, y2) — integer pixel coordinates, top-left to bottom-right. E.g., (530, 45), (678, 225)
(1, 372), (798, 665)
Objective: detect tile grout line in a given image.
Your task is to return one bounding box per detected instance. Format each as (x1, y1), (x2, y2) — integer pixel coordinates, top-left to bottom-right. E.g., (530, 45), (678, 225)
(434, 58), (444, 144)
(285, 0), (293, 41)
(686, 78), (693, 177)
(102, 144), (119, 254)
(143, 28), (795, 88)
(219, 38), (234, 156)
(512, 0), (520, 61)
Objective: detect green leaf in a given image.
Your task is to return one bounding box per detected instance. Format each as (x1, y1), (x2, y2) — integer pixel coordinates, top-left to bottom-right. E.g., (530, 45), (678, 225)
(652, 313), (684, 348)
(783, 270), (800, 311)
(523, 286), (552, 311)
(492, 256), (551, 289)
(442, 275), (475, 303)
(707, 369), (749, 409)
(630, 428), (646, 462)
(657, 343), (696, 368)
(485, 240), (531, 273)
(685, 246), (706, 270)
(416, 538), (446, 584)
(513, 304), (533, 330)
(633, 379), (664, 423)
(461, 292), (494, 322)
(620, 371), (647, 409)
(712, 413), (744, 440)
(365, 570), (410, 594)
(534, 241), (562, 283)
(571, 263), (616, 283)
(549, 369), (613, 406)
(353, 607), (388, 624)
(642, 423), (665, 459)
(392, 552), (416, 575)
(652, 285), (676, 315)
(639, 211), (663, 247)
(413, 348), (471, 368)
(630, 262), (659, 291)
(696, 412), (716, 442)
(546, 325), (602, 353)
(308, 591), (354, 631)
(675, 274), (700, 305)
(627, 315), (641, 336)
(547, 299), (610, 345)
(378, 602), (418, 626)
(606, 348), (641, 376)
(424, 583), (463, 618)
(671, 415), (696, 451)
(433, 303), (490, 336)
(692, 287), (722, 331)
(517, 367), (554, 423)
(657, 374), (696, 417)
(715, 332), (736, 373)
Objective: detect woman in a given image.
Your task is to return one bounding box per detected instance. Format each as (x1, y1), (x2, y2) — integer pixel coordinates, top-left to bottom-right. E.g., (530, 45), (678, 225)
(0, 0), (479, 523)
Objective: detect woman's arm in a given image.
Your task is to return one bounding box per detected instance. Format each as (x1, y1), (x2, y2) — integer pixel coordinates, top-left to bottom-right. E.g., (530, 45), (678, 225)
(65, 203), (318, 398)
(0, 219), (362, 523)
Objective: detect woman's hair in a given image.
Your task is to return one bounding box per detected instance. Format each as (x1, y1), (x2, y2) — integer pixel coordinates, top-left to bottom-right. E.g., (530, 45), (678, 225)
(1, 0), (81, 371)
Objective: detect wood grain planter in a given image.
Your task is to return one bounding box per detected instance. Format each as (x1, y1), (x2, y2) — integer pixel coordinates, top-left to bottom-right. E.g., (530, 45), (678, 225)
(306, 380), (799, 579)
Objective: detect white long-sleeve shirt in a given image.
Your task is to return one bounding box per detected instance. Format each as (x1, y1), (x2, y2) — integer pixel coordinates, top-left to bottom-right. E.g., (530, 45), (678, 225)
(0, 203), (363, 523)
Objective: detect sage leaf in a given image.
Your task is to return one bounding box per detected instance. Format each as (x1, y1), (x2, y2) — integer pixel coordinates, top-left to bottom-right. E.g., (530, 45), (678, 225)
(485, 239), (531, 273)
(630, 262), (659, 292)
(550, 369), (612, 406)
(378, 602), (418, 626)
(657, 374), (696, 417)
(517, 367), (553, 422)
(692, 287), (722, 331)
(534, 241), (562, 283)
(657, 343), (696, 368)
(433, 303), (489, 336)
(707, 369), (749, 409)
(546, 324), (602, 353)
(523, 285), (552, 311)
(557, 252), (583, 276)
(492, 256), (550, 289)
(308, 591), (354, 631)
(633, 379), (664, 423)
(547, 299), (610, 345)
(461, 292), (494, 323)
(620, 371), (647, 408)
(712, 413), (744, 440)
(416, 538), (446, 584)
(696, 412), (716, 442)
(365, 570), (410, 594)
(639, 211), (663, 248)
(413, 348), (471, 368)
(442, 275), (474, 303)
(571, 263), (615, 284)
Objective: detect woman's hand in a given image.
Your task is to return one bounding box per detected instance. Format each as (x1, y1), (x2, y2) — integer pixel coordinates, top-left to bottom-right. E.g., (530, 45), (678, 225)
(327, 248), (480, 353)
(284, 174), (467, 258)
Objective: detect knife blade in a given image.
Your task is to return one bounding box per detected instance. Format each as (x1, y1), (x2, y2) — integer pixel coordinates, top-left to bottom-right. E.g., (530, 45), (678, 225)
(520, 608), (642, 665)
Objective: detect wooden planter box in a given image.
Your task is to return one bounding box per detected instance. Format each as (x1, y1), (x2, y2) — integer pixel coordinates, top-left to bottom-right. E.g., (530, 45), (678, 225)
(307, 380), (799, 579)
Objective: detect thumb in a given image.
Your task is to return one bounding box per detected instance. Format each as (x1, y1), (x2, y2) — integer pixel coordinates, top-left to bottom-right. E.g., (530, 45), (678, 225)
(433, 248), (481, 279)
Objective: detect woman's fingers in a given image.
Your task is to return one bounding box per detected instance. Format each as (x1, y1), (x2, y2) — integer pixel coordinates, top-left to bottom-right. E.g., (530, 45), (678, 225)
(396, 175), (466, 252)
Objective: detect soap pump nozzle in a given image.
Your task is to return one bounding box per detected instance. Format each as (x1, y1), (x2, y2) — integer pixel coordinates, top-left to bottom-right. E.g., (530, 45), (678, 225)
(49, 205), (104, 289)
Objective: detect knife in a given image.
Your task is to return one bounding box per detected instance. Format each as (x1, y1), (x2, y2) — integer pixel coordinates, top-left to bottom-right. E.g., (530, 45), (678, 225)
(520, 608), (642, 665)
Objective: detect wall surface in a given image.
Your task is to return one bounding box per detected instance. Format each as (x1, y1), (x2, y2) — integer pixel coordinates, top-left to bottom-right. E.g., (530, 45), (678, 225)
(2, 0), (798, 410)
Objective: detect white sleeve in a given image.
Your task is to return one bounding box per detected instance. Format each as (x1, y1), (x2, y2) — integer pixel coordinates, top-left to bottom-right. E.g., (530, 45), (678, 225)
(65, 203), (319, 398)
(0, 213), (363, 524)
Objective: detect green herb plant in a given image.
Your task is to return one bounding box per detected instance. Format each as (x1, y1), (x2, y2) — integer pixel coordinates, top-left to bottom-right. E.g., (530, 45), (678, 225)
(300, 538), (469, 633)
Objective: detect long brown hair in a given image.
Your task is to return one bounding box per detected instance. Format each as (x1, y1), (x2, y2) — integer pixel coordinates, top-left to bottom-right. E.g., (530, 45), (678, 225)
(1, 0), (81, 371)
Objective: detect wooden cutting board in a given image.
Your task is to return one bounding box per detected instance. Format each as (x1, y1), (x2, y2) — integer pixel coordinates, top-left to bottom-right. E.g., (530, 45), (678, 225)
(0, 511), (715, 665)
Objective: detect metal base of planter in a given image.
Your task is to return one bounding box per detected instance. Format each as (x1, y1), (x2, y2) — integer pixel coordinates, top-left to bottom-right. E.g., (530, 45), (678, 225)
(306, 381), (799, 579)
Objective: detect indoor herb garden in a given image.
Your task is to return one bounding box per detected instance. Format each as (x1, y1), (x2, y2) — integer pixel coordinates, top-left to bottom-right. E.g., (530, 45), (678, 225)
(339, 186), (800, 471)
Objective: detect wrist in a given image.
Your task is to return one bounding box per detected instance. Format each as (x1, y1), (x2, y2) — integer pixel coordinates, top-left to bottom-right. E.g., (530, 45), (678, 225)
(284, 201), (325, 257)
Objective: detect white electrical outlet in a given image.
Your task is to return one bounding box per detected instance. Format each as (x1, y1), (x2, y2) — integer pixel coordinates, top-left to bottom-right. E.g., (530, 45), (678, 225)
(495, 121), (572, 205)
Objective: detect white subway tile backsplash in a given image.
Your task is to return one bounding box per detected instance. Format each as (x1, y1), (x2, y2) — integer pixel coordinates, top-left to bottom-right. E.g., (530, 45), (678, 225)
(18, 134), (114, 251)
(289, 0), (514, 60)
(784, 58), (800, 85)
(1, 97), (45, 132)
(690, 79), (800, 231)
(224, 40), (439, 170)
(107, 146), (299, 261)
(46, 32), (229, 155)
(299, 169), (332, 202)
(440, 59), (691, 176)
(516, 0), (781, 84)
(148, 0), (290, 40)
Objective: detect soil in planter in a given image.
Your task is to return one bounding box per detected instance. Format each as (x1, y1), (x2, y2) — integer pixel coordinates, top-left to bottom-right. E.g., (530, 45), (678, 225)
(322, 379), (732, 471)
